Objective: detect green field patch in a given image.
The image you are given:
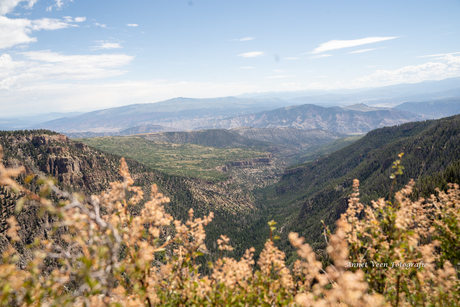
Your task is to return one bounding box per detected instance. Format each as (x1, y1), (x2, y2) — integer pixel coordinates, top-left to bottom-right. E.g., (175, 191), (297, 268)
(76, 136), (269, 182)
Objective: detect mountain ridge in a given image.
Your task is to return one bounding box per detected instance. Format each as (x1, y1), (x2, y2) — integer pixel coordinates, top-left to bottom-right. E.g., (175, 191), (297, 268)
(394, 97), (460, 118)
(203, 104), (422, 134)
(36, 99), (422, 135)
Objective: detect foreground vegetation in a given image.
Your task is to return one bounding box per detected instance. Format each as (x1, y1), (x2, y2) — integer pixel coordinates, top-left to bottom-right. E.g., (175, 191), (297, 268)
(1, 148), (459, 306)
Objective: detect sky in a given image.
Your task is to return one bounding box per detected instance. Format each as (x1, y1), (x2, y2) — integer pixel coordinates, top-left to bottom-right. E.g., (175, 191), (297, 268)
(0, 0), (460, 116)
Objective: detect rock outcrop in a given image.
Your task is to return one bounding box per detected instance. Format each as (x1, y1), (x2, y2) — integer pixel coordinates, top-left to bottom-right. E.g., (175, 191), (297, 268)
(0, 130), (258, 264)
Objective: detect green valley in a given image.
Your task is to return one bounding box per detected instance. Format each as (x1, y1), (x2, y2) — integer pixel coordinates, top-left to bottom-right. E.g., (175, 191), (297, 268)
(76, 135), (271, 182)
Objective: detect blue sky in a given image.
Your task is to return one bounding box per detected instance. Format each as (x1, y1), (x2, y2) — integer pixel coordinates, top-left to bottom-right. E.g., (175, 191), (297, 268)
(1, 0), (460, 116)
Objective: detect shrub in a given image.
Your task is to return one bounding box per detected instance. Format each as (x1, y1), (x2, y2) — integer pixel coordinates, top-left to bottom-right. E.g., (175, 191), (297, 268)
(0, 149), (459, 306)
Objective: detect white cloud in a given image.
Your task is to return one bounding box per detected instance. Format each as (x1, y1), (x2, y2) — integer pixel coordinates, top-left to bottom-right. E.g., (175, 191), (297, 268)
(91, 42), (122, 50)
(0, 16), (35, 48)
(417, 52), (460, 58)
(94, 22), (111, 29)
(311, 36), (397, 54)
(46, 0), (74, 12)
(348, 48), (378, 54)
(238, 66), (254, 70)
(22, 50), (132, 67)
(127, 23), (138, 27)
(349, 55), (460, 88)
(265, 75), (293, 79)
(232, 37), (254, 42)
(309, 54), (332, 59)
(0, 79), (258, 116)
(63, 16), (85, 22)
(31, 18), (74, 30)
(238, 51), (264, 58)
(0, 16), (73, 49)
(285, 57), (299, 60)
(24, 0), (37, 9)
(0, 51), (134, 91)
(0, 0), (37, 16)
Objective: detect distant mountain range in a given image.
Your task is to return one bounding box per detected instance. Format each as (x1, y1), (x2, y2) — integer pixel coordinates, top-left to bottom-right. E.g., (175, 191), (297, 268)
(239, 77), (460, 104)
(35, 101), (424, 135)
(394, 97), (460, 118)
(0, 112), (82, 130)
(34, 97), (293, 132)
(2, 77), (459, 135)
(203, 104), (422, 134)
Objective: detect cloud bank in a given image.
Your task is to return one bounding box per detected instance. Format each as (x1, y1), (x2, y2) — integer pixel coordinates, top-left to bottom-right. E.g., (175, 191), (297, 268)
(238, 51), (264, 58)
(311, 36), (397, 54)
(0, 51), (134, 91)
(0, 16), (75, 49)
(91, 42), (122, 50)
(349, 55), (460, 87)
(0, 0), (37, 15)
(348, 48), (378, 54)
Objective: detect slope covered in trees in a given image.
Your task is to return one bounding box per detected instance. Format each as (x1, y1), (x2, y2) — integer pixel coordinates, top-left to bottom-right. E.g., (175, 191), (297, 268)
(5, 113), (460, 263)
(239, 114), (460, 260)
(0, 130), (260, 261)
(1, 137), (460, 306)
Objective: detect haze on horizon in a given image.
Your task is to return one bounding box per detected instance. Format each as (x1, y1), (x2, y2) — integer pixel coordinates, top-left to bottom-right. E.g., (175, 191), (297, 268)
(0, 0), (459, 116)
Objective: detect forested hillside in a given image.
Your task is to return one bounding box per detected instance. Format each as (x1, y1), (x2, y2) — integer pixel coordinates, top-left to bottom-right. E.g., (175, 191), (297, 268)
(2, 116), (460, 306)
(0, 130), (260, 262)
(239, 115), (460, 260)
(4, 115), (460, 263)
(231, 127), (345, 149)
(138, 129), (269, 148)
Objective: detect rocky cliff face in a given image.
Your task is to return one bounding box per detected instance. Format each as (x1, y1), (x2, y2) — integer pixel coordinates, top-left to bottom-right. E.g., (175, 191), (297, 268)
(1, 131), (257, 210)
(0, 130), (257, 261)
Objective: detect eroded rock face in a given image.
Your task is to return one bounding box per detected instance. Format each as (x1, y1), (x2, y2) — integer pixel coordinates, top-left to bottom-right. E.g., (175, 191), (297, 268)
(32, 134), (70, 146)
(74, 142), (89, 152)
(40, 152), (115, 191)
(43, 156), (81, 174)
(1, 131), (259, 217)
(0, 130), (265, 271)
